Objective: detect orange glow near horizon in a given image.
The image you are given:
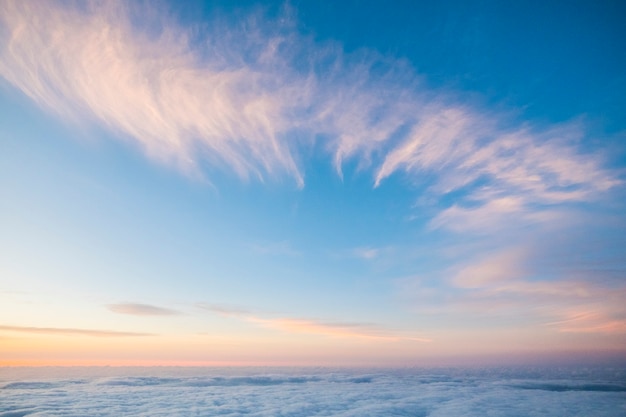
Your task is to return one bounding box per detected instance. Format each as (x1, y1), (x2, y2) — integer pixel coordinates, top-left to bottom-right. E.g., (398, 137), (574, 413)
(0, 358), (288, 367)
(2, 319), (626, 368)
(3, 333), (625, 368)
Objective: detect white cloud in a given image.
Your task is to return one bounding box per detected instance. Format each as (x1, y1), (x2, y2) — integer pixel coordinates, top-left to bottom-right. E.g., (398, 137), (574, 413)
(0, 0), (307, 185)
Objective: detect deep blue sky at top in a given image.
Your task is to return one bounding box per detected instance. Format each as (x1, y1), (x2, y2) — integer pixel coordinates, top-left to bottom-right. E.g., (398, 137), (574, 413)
(174, 0), (626, 133)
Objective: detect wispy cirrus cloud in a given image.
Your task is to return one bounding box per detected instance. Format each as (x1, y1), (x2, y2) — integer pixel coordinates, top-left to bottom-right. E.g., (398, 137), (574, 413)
(0, 0), (617, 214)
(352, 247), (382, 260)
(327, 246), (395, 262)
(0, 0), (307, 185)
(399, 244), (626, 334)
(196, 303), (252, 317)
(376, 112), (617, 199)
(107, 303), (182, 316)
(247, 316), (431, 342)
(545, 311), (626, 334)
(0, 324), (154, 337)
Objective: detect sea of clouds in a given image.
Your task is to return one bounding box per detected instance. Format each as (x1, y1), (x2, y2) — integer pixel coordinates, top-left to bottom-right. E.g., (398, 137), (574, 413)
(1, 366), (625, 416)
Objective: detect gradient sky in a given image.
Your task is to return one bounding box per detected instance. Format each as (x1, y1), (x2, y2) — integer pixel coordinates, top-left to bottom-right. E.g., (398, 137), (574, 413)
(1, 0), (625, 366)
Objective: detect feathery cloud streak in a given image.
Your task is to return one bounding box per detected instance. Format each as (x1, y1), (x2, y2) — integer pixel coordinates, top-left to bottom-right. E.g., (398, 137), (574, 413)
(0, 324), (154, 337)
(107, 303), (182, 316)
(247, 316), (431, 342)
(399, 245), (626, 334)
(0, 0), (617, 216)
(198, 304), (429, 341)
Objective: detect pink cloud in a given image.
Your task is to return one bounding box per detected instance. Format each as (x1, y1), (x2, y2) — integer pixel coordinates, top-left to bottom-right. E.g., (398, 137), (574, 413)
(0, 324), (154, 337)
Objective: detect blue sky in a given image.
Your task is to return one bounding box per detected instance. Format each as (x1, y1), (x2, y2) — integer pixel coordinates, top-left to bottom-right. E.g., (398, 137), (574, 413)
(1, 0), (625, 365)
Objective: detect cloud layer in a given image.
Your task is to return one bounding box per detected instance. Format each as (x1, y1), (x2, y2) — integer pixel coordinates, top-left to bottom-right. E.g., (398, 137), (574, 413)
(2, 367), (625, 416)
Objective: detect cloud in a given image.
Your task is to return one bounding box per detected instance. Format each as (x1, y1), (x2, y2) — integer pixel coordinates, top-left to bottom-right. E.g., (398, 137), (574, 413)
(374, 108), (617, 203)
(0, 0), (617, 212)
(0, 324), (154, 337)
(545, 311), (626, 334)
(0, 0), (307, 185)
(352, 247), (381, 260)
(196, 303), (252, 317)
(107, 303), (182, 316)
(399, 244), (626, 334)
(198, 303), (429, 341)
(246, 316), (431, 342)
(451, 248), (528, 288)
(429, 197), (529, 233)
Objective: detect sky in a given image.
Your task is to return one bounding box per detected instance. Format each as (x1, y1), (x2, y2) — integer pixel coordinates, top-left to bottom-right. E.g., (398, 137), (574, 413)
(0, 0), (625, 366)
